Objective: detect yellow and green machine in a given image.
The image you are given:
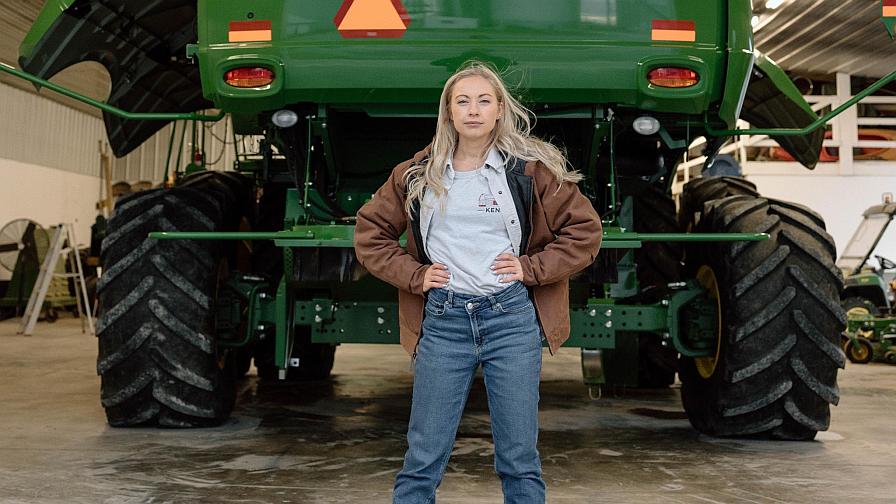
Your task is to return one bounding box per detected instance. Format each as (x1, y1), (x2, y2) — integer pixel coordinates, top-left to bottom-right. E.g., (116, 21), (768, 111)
(7, 0), (896, 438)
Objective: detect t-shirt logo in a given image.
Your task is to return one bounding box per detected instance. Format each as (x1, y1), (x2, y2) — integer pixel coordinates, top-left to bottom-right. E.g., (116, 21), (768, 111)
(478, 193), (500, 213)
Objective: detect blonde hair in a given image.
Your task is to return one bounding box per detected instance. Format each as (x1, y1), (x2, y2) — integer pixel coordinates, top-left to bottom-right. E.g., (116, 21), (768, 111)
(402, 60), (583, 216)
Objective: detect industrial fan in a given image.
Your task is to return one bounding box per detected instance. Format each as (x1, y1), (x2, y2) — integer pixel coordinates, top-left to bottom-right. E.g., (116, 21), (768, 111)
(0, 219), (50, 317)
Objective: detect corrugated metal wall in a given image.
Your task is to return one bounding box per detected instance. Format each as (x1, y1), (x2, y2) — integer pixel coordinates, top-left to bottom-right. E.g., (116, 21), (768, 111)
(111, 118), (240, 183)
(0, 81), (238, 183)
(0, 81), (104, 177)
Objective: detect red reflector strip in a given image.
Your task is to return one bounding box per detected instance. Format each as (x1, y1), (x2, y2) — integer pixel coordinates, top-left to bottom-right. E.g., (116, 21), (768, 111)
(229, 20), (272, 42)
(652, 19), (696, 42)
(230, 21), (272, 31)
(885, 0), (896, 17)
(652, 20), (695, 30)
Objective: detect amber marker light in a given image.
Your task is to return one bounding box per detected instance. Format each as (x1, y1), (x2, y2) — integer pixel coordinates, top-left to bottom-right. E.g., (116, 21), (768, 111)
(647, 68), (699, 88)
(224, 67), (274, 88)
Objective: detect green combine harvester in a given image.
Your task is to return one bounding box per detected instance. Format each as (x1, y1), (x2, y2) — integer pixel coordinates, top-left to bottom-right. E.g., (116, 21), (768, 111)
(9, 0), (896, 439)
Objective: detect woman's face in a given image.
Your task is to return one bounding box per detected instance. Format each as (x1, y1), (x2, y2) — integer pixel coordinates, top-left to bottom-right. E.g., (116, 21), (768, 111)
(449, 75), (502, 143)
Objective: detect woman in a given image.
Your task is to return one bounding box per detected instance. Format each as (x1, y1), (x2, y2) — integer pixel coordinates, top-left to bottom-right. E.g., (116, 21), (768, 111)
(354, 60), (602, 503)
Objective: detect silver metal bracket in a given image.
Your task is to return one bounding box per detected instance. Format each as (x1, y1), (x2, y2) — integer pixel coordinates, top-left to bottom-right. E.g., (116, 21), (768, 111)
(581, 348), (605, 390)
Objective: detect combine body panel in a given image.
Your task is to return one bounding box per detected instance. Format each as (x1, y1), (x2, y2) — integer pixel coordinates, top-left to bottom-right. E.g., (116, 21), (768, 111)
(197, 1), (730, 116)
(15, 0), (851, 439)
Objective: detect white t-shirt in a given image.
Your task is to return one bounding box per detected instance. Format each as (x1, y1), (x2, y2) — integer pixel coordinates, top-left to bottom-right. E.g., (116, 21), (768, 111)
(425, 166), (518, 296)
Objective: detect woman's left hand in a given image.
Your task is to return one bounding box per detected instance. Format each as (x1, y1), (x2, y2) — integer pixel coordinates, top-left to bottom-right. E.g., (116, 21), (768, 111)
(491, 253), (523, 283)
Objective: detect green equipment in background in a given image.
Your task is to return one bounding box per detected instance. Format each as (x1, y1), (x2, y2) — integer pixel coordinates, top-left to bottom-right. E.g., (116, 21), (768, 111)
(837, 199), (896, 365)
(843, 314), (896, 365)
(837, 202), (896, 316)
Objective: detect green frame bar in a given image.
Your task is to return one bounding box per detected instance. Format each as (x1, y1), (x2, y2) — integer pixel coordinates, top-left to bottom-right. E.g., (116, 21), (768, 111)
(704, 69), (896, 137)
(603, 232), (768, 242)
(149, 228), (769, 248)
(0, 63), (224, 122)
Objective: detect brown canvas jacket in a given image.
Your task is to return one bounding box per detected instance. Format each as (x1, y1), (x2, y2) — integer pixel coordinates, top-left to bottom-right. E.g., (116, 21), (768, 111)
(353, 143), (602, 355)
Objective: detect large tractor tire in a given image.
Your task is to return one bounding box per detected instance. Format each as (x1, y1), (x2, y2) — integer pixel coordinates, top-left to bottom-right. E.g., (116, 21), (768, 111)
(679, 176), (759, 230)
(96, 173), (251, 427)
(179, 171), (257, 377)
(679, 195), (846, 440)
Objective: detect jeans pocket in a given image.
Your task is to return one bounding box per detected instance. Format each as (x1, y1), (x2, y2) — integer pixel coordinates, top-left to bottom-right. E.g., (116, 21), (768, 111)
(496, 299), (534, 315)
(424, 298), (447, 316)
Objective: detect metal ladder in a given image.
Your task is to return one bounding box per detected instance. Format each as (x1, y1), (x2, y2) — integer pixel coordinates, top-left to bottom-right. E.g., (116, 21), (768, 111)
(17, 223), (94, 336)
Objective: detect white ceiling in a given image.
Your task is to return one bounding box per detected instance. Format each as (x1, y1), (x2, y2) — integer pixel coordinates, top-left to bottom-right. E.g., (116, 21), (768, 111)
(1, 0), (894, 118)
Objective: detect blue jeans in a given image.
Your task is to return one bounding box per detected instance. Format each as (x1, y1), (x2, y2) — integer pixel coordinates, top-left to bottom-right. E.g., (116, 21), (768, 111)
(393, 281), (546, 504)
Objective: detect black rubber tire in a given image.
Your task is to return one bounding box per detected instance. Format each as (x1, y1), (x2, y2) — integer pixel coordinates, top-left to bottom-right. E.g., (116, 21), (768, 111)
(251, 184), (288, 278)
(178, 171), (255, 222)
(679, 195), (847, 440)
(842, 297), (881, 317)
(251, 184), (337, 381)
(636, 333), (678, 388)
(96, 176), (248, 427)
(617, 181), (681, 387)
(679, 176), (759, 231)
(626, 183), (683, 287)
(180, 171), (256, 380)
(845, 337), (874, 364)
(256, 328), (336, 381)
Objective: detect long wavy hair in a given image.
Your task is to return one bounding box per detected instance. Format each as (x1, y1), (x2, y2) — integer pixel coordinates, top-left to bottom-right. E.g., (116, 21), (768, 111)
(402, 60), (583, 216)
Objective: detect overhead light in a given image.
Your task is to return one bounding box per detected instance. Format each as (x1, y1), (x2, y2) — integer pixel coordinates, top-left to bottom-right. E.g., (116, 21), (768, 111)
(751, 15), (760, 28)
(766, 0), (786, 9)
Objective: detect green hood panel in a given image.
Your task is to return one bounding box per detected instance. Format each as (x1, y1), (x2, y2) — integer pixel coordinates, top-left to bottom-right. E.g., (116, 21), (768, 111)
(739, 53), (823, 169)
(18, 0), (210, 157)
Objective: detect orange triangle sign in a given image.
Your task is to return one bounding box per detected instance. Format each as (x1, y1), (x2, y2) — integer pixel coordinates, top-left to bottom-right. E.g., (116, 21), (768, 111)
(334, 0), (411, 38)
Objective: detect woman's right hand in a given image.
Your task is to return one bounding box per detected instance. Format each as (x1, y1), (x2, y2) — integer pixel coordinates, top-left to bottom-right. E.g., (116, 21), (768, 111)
(423, 263), (450, 292)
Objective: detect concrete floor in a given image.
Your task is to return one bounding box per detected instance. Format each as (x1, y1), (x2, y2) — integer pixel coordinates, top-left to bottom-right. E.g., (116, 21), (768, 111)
(1, 318), (895, 503)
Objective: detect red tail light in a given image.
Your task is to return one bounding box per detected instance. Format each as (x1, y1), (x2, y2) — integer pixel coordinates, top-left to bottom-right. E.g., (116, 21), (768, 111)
(224, 67), (274, 88)
(647, 67), (699, 88)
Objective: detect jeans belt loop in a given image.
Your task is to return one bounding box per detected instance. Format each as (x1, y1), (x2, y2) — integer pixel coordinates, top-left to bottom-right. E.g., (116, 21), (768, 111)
(487, 293), (498, 310)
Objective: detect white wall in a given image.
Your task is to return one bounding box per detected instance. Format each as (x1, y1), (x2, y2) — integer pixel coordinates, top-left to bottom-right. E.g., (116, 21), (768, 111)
(746, 174), (896, 263)
(0, 157), (100, 280)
